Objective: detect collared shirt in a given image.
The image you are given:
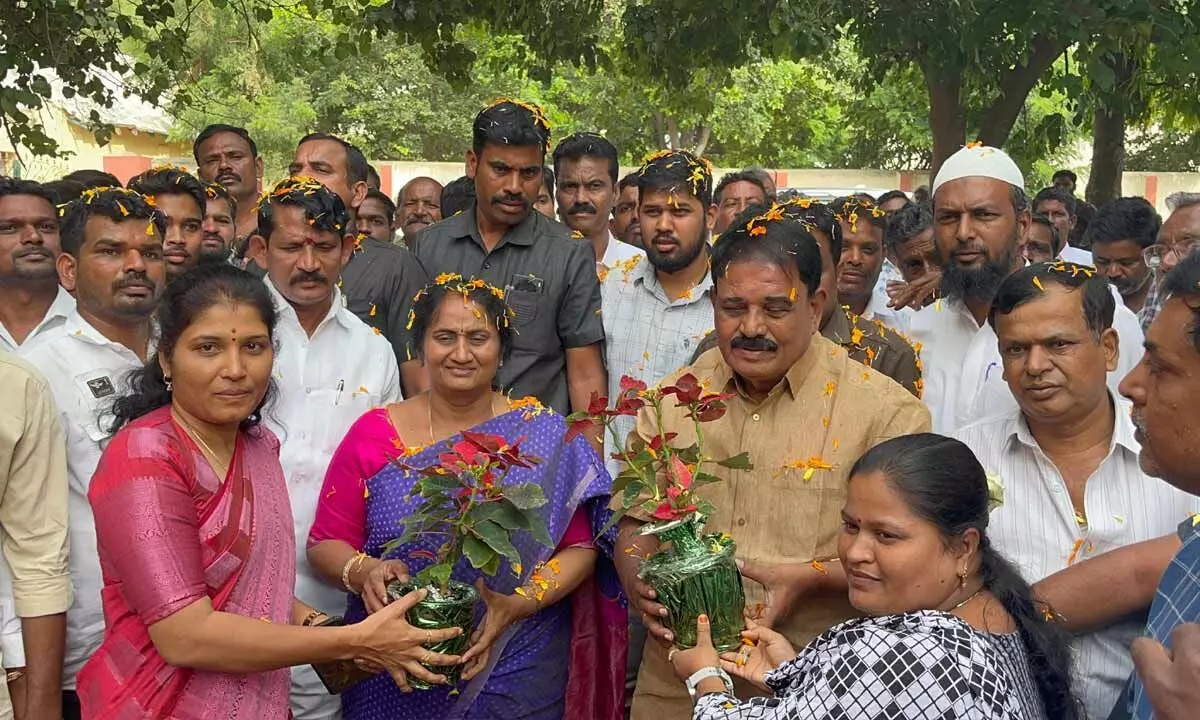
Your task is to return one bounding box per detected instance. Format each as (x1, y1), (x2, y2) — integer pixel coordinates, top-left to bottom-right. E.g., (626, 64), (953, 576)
(624, 337), (931, 719)
(954, 395), (1200, 720)
(22, 310), (148, 688)
(598, 231), (644, 275)
(600, 255), (713, 478)
(413, 204), (605, 414)
(0, 286), (75, 354)
(909, 298), (1144, 434)
(1139, 275), (1164, 331)
(340, 237), (428, 365)
(1060, 242), (1094, 267)
(821, 306), (922, 397)
(0, 354), (71, 681)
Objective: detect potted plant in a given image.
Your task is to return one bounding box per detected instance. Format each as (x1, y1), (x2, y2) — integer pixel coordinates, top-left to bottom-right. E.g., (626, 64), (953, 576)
(567, 374), (752, 651)
(382, 431), (553, 688)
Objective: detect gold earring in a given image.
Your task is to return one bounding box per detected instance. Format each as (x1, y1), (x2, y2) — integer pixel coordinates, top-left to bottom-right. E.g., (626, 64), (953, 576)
(957, 569), (968, 589)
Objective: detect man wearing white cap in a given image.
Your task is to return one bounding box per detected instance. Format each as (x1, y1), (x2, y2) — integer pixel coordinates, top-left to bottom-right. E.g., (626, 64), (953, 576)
(908, 144), (1144, 434)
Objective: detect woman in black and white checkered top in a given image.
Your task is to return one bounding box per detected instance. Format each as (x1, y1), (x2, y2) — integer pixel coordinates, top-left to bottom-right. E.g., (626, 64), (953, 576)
(671, 434), (1081, 719)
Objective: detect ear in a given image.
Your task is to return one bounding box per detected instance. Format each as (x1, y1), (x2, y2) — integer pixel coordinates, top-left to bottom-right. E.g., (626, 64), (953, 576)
(57, 252), (77, 292)
(339, 231), (356, 268)
(1069, 214), (1078, 231)
(951, 527), (982, 566)
(809, 285), (828, 329)
(1101, 327), (1120, 372)
(157, 349), (171, 380)
(254, 156), (265, 186)
(1015, 207), (1032, 245)
(248, 233), (269, 271)
(705, 203), (718, 232)
(466, 150), (478, 180)
(351, 181), (368, 212)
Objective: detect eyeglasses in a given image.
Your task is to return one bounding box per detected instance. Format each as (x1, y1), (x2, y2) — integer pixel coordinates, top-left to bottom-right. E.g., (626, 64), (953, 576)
(1143, 242), (1200, 270)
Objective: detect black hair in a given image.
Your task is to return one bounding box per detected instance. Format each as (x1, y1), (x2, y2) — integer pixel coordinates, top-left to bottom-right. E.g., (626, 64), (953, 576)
(552, 132), (618, 184)
(617, 172), (639, 194)
(192, 124), (259, 162)
(1160, 252), (1200, 353)
(257, 177), (350, 242)
(885, 202), (932, 254)
(203, 182), (237, 215)
(110, 263), (277, 432)
(297, 132), (370, 185)
(850, 434), (1080, 720)
(61, 169), (121, 190)
(0, 177), (55, 205)
(366, 164), (381, 191)
(713, 172), (768, 207)
(989, 262), (1114, 338)
(59, 187), (165, 256)
(1085, 196), (1161, 251)
(541, 166), (555, 196)
(128, 167), (208, 220)
(1029, 213), (1063, 254)
(471, 100), (552, 157)
(409, 280), (515, 369)
(767, 200), (842, 260)
(832, 196), (887, 230)
(39, 179), (86, 206)
(362, 189), (396, 222)
(711, 202), (824, 297)
(440, 176), (476, 217)
(1033, 187), (1077, 217)
(877, 189), (911, 209)
(636, 150), (714, 207)
(741, 167), (777, 201)
(1052, 169), (1077, 184)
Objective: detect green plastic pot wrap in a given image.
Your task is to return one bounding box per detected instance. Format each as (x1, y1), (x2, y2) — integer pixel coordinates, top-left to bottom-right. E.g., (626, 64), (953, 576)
(639, 516), (746, 651)
(388, 580), (479, 689)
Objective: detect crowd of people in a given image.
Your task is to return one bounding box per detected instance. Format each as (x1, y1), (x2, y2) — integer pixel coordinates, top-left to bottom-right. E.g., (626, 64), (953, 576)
(0, 97), (1199, 720)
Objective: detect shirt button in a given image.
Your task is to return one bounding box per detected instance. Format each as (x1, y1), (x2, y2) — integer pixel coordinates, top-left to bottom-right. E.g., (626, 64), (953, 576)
(752, 413), (761, 422)
(305, 386), (312, 394)
(736, 518), (747, 527)
(483, 262), (491, 270)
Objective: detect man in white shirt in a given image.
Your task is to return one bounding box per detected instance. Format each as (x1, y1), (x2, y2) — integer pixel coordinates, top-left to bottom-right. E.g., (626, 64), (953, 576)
(0, 179), (74, 354)
(22, 188), (165, 718)
(909, 145), (1143, 433)
(248, 177), (401, 720)
(552, 132), (644, 273)
(1035, 186), (1094, 266)
(954, 263), (1200, 718)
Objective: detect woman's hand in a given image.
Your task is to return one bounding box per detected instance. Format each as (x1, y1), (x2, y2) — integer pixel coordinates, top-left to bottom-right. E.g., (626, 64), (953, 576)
(717, 616), (796, 691)
(670, 615), (723, 681)
(353, 588), (463, 692)
(362, 559), (410, 614)
(460, 578), (539, 680)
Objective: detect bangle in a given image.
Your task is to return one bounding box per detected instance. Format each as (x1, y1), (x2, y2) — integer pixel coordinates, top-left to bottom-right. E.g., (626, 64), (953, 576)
(342, 552), (368, 593)
(5, 669), (23, 683)
(301, 609), (326, 627)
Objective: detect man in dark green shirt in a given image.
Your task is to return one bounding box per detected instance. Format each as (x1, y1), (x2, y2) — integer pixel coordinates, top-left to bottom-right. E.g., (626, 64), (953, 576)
(413, 99), (606, 416)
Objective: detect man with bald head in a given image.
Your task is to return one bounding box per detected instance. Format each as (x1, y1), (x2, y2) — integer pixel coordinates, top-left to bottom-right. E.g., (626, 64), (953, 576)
(908, 145), (1145, 434)
(396, 176), (442, 246)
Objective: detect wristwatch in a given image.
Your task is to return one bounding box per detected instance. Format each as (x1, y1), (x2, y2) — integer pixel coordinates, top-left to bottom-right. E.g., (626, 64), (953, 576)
(686, 666), (735, 701)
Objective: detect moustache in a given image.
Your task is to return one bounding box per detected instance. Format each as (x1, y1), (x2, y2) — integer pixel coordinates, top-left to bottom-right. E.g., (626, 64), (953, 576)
(12, 245), (52, 261)
(291, 270), (328, 286)
(731, 336), (778, 352)
(405, 214), (433, 226)
(113, 272), (156, 293)
(491, 193), (528, 209)
(568, 202), (598, 215)
(217, 172), (241, 185)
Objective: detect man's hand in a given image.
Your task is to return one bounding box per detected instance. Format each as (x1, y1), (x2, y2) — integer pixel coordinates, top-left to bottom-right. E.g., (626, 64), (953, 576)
(615, 518), (673, 646)
(886, 271), (941, 311)
(1132, 624), (1200, 720)
(738, 559), (832, 629)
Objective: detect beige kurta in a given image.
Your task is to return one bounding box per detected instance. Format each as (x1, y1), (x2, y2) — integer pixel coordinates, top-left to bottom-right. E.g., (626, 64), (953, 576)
(624, 336), (931, 719)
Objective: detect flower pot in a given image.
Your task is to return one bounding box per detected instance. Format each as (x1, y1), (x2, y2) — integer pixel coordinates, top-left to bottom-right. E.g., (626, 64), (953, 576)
(638, 515), (746, 651)
(387, 580), (479, 689)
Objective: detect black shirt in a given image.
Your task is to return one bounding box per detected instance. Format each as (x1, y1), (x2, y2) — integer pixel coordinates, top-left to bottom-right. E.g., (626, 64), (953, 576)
(413, 204), (604, 414)
(340, 237), (428, 367)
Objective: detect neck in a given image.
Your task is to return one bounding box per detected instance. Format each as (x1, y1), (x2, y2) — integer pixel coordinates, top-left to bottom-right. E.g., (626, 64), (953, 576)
(0, 281), (59, 344)
(590, 231), (609, 265)
(235, 194), (259, 236)
(845, 293), (870, 317)
(475, 205), (515, 252)
(77, 306), (153, 360)
(1123, 284), (1150, 314)
(172, 403), (239, 457)
(1025, 393), (1115, 458)
(656, 249), (710, 301)
(294, 297), (334, 337)
(429, 388), (498, 434)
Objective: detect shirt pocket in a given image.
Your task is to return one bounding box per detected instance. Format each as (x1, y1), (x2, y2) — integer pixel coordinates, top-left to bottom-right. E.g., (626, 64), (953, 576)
(505, 288), (540, 329)
(311, 387), (382, 454)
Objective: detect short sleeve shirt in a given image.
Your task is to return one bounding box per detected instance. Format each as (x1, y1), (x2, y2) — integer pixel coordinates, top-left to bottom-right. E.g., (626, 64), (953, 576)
(413, 205), (605, 414)
(339, 237), (428, 365)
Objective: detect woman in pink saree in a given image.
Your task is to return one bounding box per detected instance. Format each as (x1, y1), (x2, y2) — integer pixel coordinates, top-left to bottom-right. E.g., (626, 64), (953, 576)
(77, 263), (461, 719)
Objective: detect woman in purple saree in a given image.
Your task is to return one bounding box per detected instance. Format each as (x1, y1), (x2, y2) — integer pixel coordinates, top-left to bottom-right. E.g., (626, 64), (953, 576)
(307, 276), (626, 719)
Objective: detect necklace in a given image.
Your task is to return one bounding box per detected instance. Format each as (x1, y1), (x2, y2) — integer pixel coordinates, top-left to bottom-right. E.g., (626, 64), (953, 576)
(173, 409), (232, 479)
(950, 587), (984, 612)
(428, 393), (501, 444)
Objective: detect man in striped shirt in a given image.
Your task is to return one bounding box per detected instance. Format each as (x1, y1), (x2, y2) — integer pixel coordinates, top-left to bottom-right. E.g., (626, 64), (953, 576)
(954, 262), (1200, 719)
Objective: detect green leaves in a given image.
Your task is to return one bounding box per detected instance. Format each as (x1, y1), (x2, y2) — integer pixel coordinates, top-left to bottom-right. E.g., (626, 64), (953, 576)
(715, 452), (753, 471)
(502, 483), (548, 510)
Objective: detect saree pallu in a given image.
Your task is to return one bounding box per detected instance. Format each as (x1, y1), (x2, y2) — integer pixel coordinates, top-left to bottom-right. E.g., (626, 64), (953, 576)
(77, 407), (296, 720)
(342, 408), (627, 720)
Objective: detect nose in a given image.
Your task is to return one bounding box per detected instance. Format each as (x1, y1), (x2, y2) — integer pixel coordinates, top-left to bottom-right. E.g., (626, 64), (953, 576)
(844, 247), (864, 267)
(296, 244), (320, 272)
(450, 334), (471, 362)
(504, 172), (523, 196)
(165, 222), (184, 247)
(841, 531), (873, 566)
(19, 223), (43, 244)
(955, 214), (974, 244)
(124, 248), (148, 273)
(1119, 356), (1148, 404)
(654, 210), (673, 235)
(1025, 345), (1053, 377)
(741, 306), (767, 339)
(223, 346), (248, 380)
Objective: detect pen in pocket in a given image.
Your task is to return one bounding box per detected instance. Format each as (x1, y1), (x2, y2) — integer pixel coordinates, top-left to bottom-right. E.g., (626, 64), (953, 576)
(335, 379), (344, 405)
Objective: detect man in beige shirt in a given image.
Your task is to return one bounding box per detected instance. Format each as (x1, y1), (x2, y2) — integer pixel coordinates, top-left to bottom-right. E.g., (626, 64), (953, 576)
(0, 352), (71, 719)
(615, 202), (930, 718)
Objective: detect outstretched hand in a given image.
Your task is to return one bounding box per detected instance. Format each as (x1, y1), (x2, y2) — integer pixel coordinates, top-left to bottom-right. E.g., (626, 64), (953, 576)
(718, 615), (796, 691)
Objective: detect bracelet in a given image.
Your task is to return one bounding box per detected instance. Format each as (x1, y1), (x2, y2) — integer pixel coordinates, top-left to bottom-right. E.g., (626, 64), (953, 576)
(5, 669), (23, 683)
(342, 552), (368, 593)
(301, 609), (327, 627)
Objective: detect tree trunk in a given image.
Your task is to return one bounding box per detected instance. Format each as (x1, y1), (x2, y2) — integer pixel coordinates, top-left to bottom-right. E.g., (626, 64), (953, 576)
(651, 111), (666, 149)
(1085, 52), (1136, 206)
(692, 123), (712, 156)
(666, 115), (681, 150)
(924, 64), (965, 180)
(978, 36), (1069, 149)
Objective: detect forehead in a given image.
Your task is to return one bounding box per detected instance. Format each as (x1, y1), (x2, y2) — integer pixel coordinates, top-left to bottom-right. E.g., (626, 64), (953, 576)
(640, 185), (702, 208)
(402, 179), (440, 200)
(933, 176), (1012, 209)
(294, 139), (347, 171)
(153, 192), (202, 217)
(0, 193), (55, 218)
(839, 218), (882, 242)
(1028, 223), (1056, 241)
(359, 197), (389, 216)
(994, 284), (1087, 337)
(1161, 204), (1200, 237)
(1036, 198), (1068, 213)
(207, 195), (234, 216)
(716, 258), (797, 297)
(897, 227), (935, 253)
(479, 143), (544, 168)
(431, 294), (496, 328)
(185, 301), (270, 335)
(271, 203), (339, 238)
(720, 180), (765, 202)
(618, 184), (639, 201)
(83, 215), (164, 246)
(198, 132), (252, 156)
(556, 156), (612, 181)
(1092, 238), (1142, 255)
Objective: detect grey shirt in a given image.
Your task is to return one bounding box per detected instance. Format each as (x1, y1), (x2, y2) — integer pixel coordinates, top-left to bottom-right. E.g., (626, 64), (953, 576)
(413, 204), (604, 414)
(340, 237), (428, 367)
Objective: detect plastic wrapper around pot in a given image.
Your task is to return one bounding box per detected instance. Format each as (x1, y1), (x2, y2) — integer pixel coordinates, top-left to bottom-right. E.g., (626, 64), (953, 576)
(638, 516), (746, 651)
(388, 580), (479, 689)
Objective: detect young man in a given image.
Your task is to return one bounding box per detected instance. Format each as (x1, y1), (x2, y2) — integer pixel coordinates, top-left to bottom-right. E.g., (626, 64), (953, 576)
(711, 171), (768, 236)
(1021, 213), (1062, 264)
(355, 189), (396, 244)
(22, 188), (165, 719)
(395, 176), (442, 246)
(553, 132), (641, 272)
(1034, 186), (1092, 265)
(1052, 168), (1097, 249)
(249, 177), (401, 720)
(0, 179), (74, 354)
(617, 206), (929, 720)
(200, 182), (236, 262)
(413, 100), (606, 418)
(193, 124), (264, 253)
(611, 172), (643, 249)
(534, 166), (556, 219)
(287, 133), (428, 393)
(832, 196), (909, 330)
(127, 166), (216, 282)
(955, 263), (1199, 718)
(1089, 197), (1161, 315)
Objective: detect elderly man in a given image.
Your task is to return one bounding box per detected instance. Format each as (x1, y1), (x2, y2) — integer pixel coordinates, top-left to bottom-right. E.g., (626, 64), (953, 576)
(955, 262), (1200, 718)
(908, 145), (1145, 434)
(1134, 192), (1200, 331)
(616, 202), (930, 719)
(711, 171), (768, 236)
(395, 176), (442, 246)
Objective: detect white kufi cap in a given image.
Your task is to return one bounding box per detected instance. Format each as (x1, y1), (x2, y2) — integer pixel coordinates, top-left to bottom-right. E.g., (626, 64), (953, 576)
(931, 144), (1025, 195)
